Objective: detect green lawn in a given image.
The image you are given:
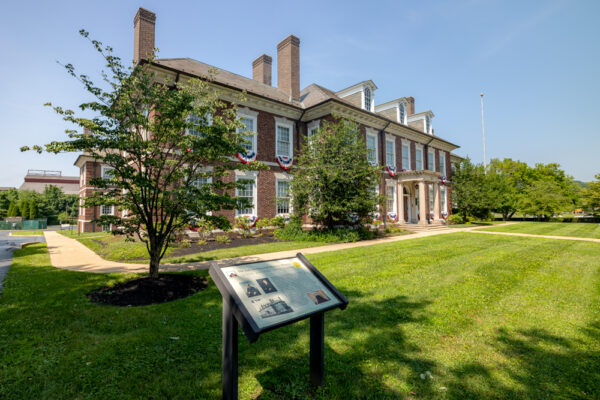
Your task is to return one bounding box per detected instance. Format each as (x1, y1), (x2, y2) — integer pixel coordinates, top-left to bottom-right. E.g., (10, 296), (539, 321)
(57, 230), (326, 263)
(1, 233), (599, 399)
(10, 230), (44, 236)
(477, 221), (600, 239)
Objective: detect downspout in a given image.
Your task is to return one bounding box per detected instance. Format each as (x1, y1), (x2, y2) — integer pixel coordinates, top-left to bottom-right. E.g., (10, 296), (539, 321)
(379, 122), (391, 230)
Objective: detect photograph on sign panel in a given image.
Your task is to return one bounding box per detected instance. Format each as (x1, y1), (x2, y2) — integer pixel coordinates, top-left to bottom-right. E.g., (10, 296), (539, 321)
(239, 281), (261, 298)
(307, 289), (331, 305)
(255, 296), (294, 319)
(256, 277), (278, 294)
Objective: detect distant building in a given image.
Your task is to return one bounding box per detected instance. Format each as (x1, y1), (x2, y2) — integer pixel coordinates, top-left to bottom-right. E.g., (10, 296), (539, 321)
(0, 187), (15, 192)
(19, 170), (79, 195)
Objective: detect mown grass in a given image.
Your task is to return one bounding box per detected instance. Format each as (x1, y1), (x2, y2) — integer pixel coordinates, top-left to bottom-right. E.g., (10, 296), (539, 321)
(477, 221), (600, 238)
(1, 233), (599, 399)
(10, 230), (44, 236)
(57, 230), (326, 263)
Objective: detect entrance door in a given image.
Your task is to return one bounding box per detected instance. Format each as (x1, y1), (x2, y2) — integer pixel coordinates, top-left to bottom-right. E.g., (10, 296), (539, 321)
(403, 196), (409, 222)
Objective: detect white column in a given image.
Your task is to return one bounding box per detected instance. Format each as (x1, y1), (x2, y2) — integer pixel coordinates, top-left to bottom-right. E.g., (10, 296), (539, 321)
(433, 182), (440, 222)
(419, 182), (427, 225)
(398, 183), (404, 223)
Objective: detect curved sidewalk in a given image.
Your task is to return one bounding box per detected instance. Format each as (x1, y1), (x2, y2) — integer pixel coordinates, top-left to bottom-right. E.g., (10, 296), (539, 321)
(468, 229), (600, 243)
(44, 226), (470, 274)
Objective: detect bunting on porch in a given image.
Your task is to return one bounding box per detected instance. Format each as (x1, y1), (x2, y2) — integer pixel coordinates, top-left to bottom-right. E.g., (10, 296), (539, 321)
(442, 212), (448, 220)
(439, 175), (449, 185)
(370, 212), (381, 223)
(386, 166), (397, 177)
(387, 212), (398, 222)
(276, 155), (294, 170)
(237, 151), (257, 164)
(238, 215), (257, 227)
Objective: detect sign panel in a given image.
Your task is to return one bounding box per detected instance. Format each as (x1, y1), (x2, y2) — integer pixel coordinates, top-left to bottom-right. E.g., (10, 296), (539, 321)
(220, 257), (342, 331)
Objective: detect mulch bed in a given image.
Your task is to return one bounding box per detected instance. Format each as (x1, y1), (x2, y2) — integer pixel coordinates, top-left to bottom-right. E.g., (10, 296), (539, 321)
(169, 231), (280, 258)
(87, 274), (208, 306)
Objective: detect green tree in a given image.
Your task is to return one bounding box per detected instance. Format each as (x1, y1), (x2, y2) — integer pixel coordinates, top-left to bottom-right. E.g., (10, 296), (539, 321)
(22, 31), (259, 278)
(19, 200), (29, 218)
(29, 200), (39, 219)
(488, 158), (530, 220)
(518, 181), (573, 219)
(290, 118), (381, 228)
(451, 158), (494, 219)
(7, 201), (18, 217)
(581, 173), (600, 212)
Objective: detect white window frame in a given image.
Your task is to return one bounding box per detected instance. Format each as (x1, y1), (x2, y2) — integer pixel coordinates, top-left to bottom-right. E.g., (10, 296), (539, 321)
(274, 117), (294, 159)
(439, 152), (446, 176)
(398, 103), (406, 124)
(441, 186), (448, 214)
(80, 165), (86, 186)
(386, 181), (396, 214)
(101, 165), (114, 180)
(428, 149), (435, 171)
(415, 144), (424, 171)
(385, 135), (396, 168)
(401, 139), (411, 170)
(425, 114), (433, 134)
(100, 204), (113, 216)
(237, 107), (259, 155)
(307, 119), (320, 141)
(429, 185), (434, 216)
(235, 170), (258, 217)
(275, 176), (292, 216)
(363, 87), (372, 111)
(366, 128), (379, 166)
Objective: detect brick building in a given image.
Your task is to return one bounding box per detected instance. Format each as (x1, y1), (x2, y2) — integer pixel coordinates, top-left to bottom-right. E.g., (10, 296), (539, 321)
(76, 7), (461, 233)
(19, 170), (79, 195)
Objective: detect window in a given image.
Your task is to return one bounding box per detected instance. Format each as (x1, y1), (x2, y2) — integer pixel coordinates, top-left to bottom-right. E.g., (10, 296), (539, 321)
(101, 165), (114, 180)
(425, 115), (431, 134)
(385, 139), (395, 168)
(100, 205), (113, 215)
(307, 120), (320, 141)
(399, 104), (406, 124)
(276, 180), (291, 215)
(428, 149), (435, 171)
(386, 184), (396, 213)
(276, 124), (292, 157)
(185, 114), (210, 136)
(441, 186), (447, 214)
(364, 87), (372, 111)
(439, 153), (446, 175)
(415, 148), (423, 170)
(236, 176), (256, 216)
(401, 143), (410, 170)
(451, 162), (456, 174)
(239, 117), (255, 154)
(429, 185), (434, 215)
(193, 176), (212, 188)
(80, 165), (86, 186)
(366, 133), (378, 165)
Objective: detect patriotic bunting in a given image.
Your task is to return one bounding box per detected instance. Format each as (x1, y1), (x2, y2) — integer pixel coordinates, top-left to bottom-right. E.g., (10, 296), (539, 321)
(387, 212), (398, 222)
(237, 151), (257, 164)
(276, 155), (294, 170)
(386, 166), (397, 177)
(439, 175), (449, 185)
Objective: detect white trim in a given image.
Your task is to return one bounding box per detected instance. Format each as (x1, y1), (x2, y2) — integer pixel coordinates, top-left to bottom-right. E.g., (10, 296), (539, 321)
(274, 116), (294, 159)
(414, 143), (424, 170)
(235, 170), (258, 217)
(428, 148), (436, 171)
(401, 139), (411, 170)
(384, 134), (396, 168)
(101, 165), (114, 179)
(365, 128), (379, 165)
(441, 186), (448, 214)
(307, 119), (320, 138)
(100, 204), (114, 216)
(274, 172), (292, 181)
(237, 107), (259, 155)
(439, 152), (447, 175)
(386, 181), (397, 214)
(275, 178), (292, 216)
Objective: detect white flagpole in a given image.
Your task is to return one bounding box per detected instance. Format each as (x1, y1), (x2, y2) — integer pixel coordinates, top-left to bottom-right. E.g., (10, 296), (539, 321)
(480, 92), (487, 170)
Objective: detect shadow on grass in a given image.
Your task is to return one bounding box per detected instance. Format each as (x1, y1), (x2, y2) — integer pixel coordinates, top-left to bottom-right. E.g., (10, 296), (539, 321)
(446, 323), (600, 399)
(252, 290), (437, 399)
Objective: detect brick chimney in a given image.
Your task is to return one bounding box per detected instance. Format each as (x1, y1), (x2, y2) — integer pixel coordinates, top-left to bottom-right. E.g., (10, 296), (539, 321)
(277, 35), (300, 100)
(406, 96), (415, 115)
(133, 8), (156, 64)
(252, 54), (272, 86)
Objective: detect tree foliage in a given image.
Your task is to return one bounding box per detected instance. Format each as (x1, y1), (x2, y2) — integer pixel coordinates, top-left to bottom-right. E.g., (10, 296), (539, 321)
(581, 173), (600, 212)
(21, 31), (260, 278)
(290, 118), (381, 228)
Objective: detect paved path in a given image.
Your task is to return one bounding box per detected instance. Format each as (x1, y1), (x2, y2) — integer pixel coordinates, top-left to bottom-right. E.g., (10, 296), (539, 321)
(0, 232), (45, 295)
(468, 229), (600, 243)
(44, 226), (486, 274)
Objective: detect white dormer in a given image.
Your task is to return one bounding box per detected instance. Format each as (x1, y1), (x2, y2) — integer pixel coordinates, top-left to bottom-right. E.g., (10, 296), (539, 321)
(374, 98), (409, 124)
(408, 111), (435, 135)
(335, 80), (378, 112)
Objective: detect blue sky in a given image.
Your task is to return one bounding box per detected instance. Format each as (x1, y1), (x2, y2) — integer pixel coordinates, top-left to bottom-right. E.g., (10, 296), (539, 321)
(1, 0), (598, 187)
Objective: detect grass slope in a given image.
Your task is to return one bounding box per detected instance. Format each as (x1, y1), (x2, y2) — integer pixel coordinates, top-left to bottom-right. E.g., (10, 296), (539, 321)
(478, 221), (600, 239)
(10, 230), (44, 236)
(57, 230), (325, 264)
(1, 234), (599, 399)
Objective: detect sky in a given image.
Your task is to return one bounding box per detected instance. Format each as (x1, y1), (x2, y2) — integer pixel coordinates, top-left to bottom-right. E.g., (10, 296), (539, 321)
(1, 0), (599, 187)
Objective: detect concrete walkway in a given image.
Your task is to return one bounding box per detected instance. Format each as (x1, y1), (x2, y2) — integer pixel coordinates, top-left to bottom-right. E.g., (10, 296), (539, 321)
(467, 229), (600, 243)
(0, 232), (45, 295)
(44, 226), (483, 274)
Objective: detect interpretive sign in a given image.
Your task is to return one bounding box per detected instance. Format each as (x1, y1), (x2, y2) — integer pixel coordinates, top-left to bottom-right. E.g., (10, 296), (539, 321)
(210, 253), (348, 400)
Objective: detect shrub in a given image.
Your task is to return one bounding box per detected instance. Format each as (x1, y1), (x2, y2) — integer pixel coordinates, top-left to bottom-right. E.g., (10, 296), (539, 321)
(270, 216), (287, 229)
(255, 218), (271, 233)
(274, 224), (373, 243)
(195, 218), (215, 239)
(215, 235), (231, 244)
(235, 216), (255, 238)
(447, 214), (464, 225)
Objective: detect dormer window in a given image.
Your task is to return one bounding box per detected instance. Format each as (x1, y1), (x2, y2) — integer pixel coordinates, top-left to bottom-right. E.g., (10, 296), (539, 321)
(425, 114), (432, 134)
(364, 87), (372, 111)
(399, 104), (406, 124)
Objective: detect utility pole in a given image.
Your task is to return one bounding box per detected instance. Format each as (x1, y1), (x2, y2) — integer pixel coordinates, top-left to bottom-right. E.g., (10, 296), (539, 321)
(480, 92), (487, 170)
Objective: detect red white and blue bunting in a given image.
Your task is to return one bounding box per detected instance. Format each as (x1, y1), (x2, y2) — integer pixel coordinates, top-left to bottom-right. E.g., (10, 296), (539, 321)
(439, 175), (449, 185)
(442, 212), (448, 220)
(386, 166), (397, 177)
(238, 215), (257, 228)
(387, 212), (398, 222)
(276, 155), (294, 170)
(237, 151), (257, 164)
(370, 212), (381, 223)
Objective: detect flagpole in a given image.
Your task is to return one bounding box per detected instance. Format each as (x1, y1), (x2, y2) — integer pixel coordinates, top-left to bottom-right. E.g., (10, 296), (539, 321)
(480, 92), (487, 170)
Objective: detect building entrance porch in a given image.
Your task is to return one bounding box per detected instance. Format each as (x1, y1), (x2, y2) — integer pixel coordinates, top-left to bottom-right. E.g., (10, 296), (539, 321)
(396, 170), (445, 226)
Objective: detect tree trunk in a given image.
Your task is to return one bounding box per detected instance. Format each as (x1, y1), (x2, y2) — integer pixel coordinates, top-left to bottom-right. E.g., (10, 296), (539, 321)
(149, 253), (160, 279)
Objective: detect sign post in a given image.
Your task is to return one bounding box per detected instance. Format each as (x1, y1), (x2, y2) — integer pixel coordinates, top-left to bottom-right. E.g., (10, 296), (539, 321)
(210, 253), (348, 400)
